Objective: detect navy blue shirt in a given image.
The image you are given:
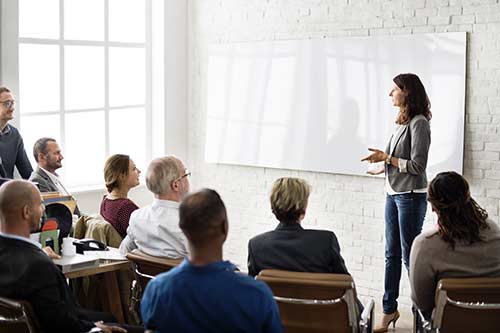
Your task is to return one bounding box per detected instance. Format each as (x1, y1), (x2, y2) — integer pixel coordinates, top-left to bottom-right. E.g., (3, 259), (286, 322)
(0, 124), (32, 179)
(141, 259), (282, 333)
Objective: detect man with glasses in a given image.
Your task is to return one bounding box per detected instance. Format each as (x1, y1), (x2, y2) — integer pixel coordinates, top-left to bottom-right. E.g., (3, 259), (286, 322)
(0, 86), (33, 179)
(119, 155), (190, 258)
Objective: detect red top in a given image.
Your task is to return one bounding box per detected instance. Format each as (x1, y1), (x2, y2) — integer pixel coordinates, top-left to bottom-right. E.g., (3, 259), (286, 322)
(100, 197), (139, 238)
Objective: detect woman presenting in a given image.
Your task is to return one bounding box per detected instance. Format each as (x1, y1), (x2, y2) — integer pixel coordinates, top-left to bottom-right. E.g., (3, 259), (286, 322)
(362, 73), (431, 332)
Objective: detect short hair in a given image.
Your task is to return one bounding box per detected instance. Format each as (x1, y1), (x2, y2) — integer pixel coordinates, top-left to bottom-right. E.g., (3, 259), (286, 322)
(270, 177), (310, 223)
(428, 171), (489, 249)
(103, 154), (130, 193)
(146, 156), (182, 195)
(179, 189), (227, 246)
(0, 86), (11, 95)
(33, 137), (56, 162)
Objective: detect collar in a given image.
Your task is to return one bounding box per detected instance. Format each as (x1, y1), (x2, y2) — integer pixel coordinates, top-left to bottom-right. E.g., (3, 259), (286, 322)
(180, 259), (237, 273)
(0, 232), (42, 249)
(40, 167), (59, 179)
(0, 124), (11, 136)
(152, 198), (180, 209)
(275, 222), (304, 231)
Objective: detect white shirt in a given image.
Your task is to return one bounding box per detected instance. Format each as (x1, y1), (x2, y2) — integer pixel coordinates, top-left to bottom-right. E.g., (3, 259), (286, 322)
(119, 198), (188, 258)
(40, 167), (70, 195)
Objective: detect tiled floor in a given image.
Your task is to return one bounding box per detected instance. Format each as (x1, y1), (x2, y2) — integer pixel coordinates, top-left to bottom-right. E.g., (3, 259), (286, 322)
(373, 303), (413, 333)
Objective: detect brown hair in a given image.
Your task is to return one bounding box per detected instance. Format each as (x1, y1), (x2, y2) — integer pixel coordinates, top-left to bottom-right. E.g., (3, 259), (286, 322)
(393, 73), (432, 124)
(103, 154), (130, 192)
(427, 171), (489, 249)
(270, 177), (310, 223)
(0, 87), (11, 95)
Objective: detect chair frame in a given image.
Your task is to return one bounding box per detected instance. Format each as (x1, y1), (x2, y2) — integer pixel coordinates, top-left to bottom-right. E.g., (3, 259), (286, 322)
(0, 296), (40, 333)
(414, 277), (500, 333)
(257, 270), (374, 333)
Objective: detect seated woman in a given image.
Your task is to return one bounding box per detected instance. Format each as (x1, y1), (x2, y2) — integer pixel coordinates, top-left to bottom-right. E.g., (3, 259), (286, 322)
(248, 177), (350, 277)
(100, 154), (141, 238)
(410, 171), (500, 315)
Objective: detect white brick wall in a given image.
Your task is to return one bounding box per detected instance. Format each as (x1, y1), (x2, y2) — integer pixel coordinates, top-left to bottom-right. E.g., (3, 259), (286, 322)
(188, 0), (500, 307)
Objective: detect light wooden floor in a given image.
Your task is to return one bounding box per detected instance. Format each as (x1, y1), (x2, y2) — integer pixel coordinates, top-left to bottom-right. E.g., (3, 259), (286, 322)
(373, 303), (413, 333)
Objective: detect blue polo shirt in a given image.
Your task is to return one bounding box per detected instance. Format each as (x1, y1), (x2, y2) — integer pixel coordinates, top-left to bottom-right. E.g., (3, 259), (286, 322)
(141, 259), (282, 333)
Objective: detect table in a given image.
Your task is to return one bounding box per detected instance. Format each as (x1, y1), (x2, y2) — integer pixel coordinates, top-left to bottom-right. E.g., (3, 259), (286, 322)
(64, 259), (131, 324)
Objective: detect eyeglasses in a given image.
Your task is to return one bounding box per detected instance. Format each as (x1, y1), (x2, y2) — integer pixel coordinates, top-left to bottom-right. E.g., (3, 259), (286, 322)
(0, 100), (15, 109)
(173, 169), (191, 182)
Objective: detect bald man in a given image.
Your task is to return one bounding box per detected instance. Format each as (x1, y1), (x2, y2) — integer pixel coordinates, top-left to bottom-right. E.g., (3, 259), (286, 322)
(140, 189), (282, 333)
(0, 180), (135, 333)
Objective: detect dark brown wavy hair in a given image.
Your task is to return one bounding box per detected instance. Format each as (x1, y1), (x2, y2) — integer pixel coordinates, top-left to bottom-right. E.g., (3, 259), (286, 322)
(393, 73), (432, 124)
(427, 171), (489, 249)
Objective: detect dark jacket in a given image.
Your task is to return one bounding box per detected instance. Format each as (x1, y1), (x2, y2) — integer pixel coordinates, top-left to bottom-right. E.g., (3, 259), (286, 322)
(0, 235), (94, 332)
(247, 222), (350, 277)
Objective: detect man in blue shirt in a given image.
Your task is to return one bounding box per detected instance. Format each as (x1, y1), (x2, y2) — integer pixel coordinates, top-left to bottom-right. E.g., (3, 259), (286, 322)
(141, 189), (283, 333)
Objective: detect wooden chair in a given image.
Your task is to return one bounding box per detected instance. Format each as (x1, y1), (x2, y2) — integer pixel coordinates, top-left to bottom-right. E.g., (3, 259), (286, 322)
(0, 296), (40, 333)
(256, 269), (374, 333)
(415, 277), (500, 333)
(126, 249), (182, 290)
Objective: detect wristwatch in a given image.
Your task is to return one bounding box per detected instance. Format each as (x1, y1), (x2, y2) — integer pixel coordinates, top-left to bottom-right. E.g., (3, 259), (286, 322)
(385, 154), (392, 165)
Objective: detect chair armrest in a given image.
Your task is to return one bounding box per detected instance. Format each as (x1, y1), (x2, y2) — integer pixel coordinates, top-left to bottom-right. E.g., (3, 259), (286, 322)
(416, 308), (432, 332)
(360, 298), (374, 333)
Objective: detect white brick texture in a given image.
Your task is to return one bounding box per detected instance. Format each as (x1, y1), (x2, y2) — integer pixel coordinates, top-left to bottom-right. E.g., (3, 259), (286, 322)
(188, 0), (500, 308)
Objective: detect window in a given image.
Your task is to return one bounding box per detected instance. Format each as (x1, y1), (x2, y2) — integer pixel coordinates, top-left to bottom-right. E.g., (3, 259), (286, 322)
(17, 0), (166, 189)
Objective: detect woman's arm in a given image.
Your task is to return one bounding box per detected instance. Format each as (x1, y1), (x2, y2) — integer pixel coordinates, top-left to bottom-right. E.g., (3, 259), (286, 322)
(399, 118), (431, 175)
(409, 235), (437, 313)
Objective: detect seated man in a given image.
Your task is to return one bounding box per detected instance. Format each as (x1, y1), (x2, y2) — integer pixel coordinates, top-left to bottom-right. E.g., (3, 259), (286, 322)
(248, 177), (351, 277)
(0, 180), (141, 333)
(141, 189), (282, 333)
(0, 86), (32, 179)
(29, 137), (81, 216)
(410, 171), (500, 316)
(119, 156), (189, 258)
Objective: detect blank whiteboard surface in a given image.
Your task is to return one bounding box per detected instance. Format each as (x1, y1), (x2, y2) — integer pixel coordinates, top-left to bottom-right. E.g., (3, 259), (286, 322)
(205, 33), (466, 177)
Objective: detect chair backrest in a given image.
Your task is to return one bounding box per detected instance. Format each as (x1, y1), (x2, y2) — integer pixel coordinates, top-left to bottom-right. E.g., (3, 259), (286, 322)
(432, 277), (500, 332)
(126, 250), (182, 290)
(0, 296), (41, 333)
(256, 269), (360, 333)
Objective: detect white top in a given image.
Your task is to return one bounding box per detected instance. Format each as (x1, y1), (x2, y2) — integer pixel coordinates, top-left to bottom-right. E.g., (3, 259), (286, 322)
(40, 167), (70, 195)
(119, 198), (188, 258)
(386, 124), (427, 195)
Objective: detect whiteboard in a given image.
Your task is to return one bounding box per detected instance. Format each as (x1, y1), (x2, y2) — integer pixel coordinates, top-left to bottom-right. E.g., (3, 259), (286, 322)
(205, 33), (466, 177)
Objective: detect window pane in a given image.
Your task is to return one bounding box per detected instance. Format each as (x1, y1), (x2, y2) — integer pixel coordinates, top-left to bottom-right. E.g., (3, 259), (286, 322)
(64, 111), (105, 187)
(109, 0), (145, 43)
(65, 46), (104, 110)
(109, 107), (146, 170)
(19, 44), (60, 113)
(19, 0), (59, 39)
(109, 47), (145, 107)
(64, 0), (104, 41)
(20, 114), (60, 168)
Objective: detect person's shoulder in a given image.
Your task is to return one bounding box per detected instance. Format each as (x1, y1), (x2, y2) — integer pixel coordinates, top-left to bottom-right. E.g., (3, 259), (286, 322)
(414, 226), (440, 249)
(230, 271), (274, 297)
(410, 114), (430, 127)
(249, 229), (276, 244)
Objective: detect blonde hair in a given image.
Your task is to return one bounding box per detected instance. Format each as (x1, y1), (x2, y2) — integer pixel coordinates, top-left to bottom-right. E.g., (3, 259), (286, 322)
(146, 156), (182, 196)
(270, 177), (310, 223)
(103, 154), (130, 193)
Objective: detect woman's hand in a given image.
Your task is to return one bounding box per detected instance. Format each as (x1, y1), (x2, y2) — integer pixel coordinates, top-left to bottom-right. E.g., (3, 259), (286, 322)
(361, 148), (388, 163)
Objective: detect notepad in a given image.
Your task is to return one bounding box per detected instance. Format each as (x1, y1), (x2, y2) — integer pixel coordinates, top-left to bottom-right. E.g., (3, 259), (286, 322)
(53, 254), (99, 273)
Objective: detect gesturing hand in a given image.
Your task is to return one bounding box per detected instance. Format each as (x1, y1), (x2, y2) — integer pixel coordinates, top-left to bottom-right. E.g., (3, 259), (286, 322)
(94, 321), (127, 333)
(361, 148), (387, 163)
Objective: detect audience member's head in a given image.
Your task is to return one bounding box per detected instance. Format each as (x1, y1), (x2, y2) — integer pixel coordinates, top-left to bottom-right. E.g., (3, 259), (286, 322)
(104, 154), (141, 193)
(428, 171), (489, 249)
(270, 177), (310, 224)
(0, 180), (44, 235)
(33, 137), (64, 173)
(0, 86), (15, 125)
(179, 189), (227, 248)
(146, 156), (190, 201)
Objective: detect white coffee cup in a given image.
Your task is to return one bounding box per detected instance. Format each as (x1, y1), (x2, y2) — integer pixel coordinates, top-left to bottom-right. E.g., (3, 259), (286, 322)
(62, 237), (76, 257)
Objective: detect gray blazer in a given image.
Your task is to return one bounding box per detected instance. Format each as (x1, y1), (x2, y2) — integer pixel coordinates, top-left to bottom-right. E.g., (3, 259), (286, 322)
(29, 166), (81, 216)
(385, 114), (431, 192)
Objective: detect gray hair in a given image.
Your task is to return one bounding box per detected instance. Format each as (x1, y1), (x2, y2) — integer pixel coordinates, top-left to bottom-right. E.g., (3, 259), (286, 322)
(146, 156), (183, 196)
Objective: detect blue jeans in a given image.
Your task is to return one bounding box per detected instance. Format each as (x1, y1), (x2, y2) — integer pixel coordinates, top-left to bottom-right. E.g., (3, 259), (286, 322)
(383, 192), (427, 314)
